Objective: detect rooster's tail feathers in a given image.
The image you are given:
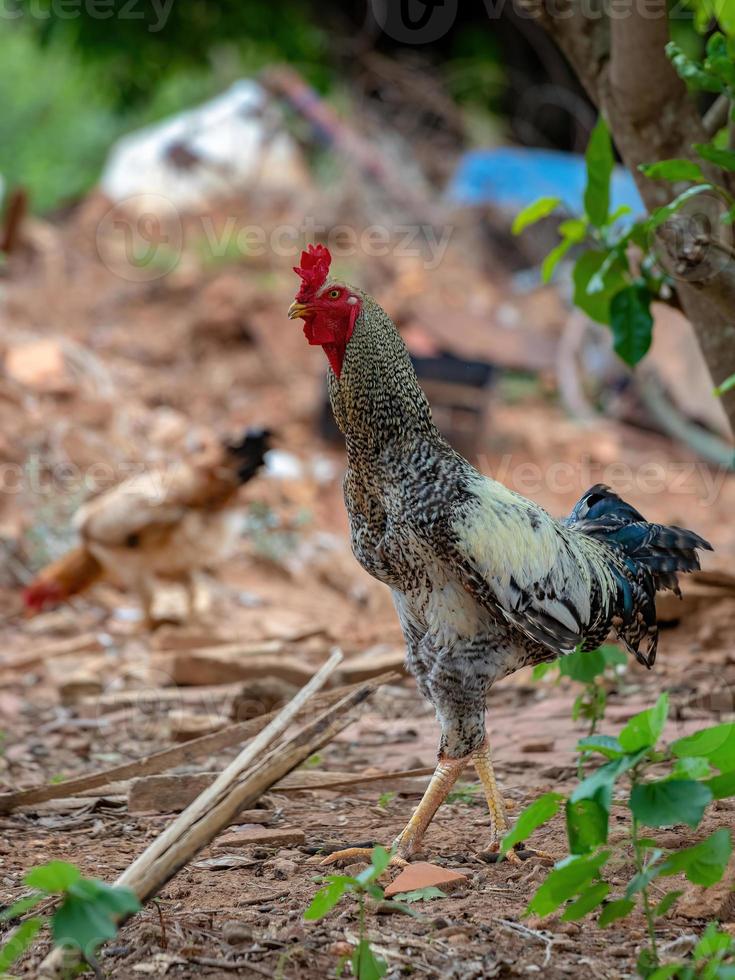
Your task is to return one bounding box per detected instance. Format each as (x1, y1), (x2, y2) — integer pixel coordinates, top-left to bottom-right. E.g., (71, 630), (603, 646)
(566, 484), (712, 670)
(565, 484), (712, 590)
(23, 547), (103, 613)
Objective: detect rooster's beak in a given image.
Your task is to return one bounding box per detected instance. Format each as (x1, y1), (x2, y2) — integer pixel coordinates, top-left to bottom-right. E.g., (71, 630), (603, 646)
(288, 302), (311, 320)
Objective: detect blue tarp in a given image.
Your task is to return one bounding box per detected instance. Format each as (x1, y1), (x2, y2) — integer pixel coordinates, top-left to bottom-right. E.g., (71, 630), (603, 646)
(447, 147), (644, 218)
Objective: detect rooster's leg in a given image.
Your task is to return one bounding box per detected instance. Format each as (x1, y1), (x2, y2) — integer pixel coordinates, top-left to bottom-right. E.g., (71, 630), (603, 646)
(474, 737), (553, 864)
(472, 736), (511, 848)
(321, 756), (465, 867)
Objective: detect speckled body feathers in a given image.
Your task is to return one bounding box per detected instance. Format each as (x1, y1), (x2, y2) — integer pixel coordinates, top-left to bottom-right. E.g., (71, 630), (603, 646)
(327, 290), (711, 758)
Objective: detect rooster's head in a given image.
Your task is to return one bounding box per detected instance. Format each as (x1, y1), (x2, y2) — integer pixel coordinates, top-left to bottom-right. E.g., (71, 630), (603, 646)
(288, 243), (361, 378)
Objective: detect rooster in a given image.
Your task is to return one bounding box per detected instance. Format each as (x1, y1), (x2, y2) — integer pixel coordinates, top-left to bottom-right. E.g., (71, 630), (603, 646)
(288, 244), (712, 865)
(23, 429), (270, 628)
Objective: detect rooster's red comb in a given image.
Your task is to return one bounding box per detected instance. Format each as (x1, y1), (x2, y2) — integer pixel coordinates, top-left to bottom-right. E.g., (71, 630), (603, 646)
(293, 243), (332, 302)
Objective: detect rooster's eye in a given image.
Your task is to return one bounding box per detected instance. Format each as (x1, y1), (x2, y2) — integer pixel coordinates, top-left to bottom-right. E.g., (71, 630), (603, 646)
(328, 289), (340, 299)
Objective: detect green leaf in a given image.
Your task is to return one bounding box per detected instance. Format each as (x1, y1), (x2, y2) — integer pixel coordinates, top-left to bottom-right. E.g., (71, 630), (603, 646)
(695, 142), (735, 172)
(566, 798), (609, 854)
(561, 881), (610, 921)
(619, 694), (669, 752)
(541, 236), (574, 283)
(558, 217), (588, 242)
(304, 876), (352, 921)
(646, 963), (682, 980)
(533, 662), (557, 681)
(369, 845), (392, 878)
(25, 861), (81, 894)
(598, 898), (635, 927)
(670, 723), (735, 772)
(647, 184), (717, 231)
(639, 159), (707, 182)
(559, 647), (610, 683)
(351, 938), (387, 980)
(666, 42), (724, 93)
(714, 372), (735, 397)
(51, 880), (140, 955)
(527, 851), (610, 917)
(705, 769), (735, 800)
(392, 887), (446, 903)
(577, 735), (625, 760)
(609, 284), (654, 367)
(0, 917), (43, 973)
(501, 792), (564, 855)
(705, 32), (735, 89)
(660, 828), (732, 886)
(0, 892), (45, 922)
(512, 197), (561, 235)
(694, 920), (733, 958)
(630, 779), (712, 828)
(654, 890), (683, 917)
(571, 753), (643, 813)
(584, 116), (614, 228)
(626, 862), (664, 899)
(52, 896), (115, 954)
(669, 756), (712, 781)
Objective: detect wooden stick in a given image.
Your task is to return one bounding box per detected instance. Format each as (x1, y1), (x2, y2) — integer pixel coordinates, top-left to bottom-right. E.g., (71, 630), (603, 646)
(0, 670), (400, 812)
(39, 653), (383, 977)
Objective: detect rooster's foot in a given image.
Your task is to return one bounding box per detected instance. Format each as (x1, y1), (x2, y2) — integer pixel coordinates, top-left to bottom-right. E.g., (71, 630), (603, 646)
(480, 842), (554, 865)
(320, 846), (408, 868)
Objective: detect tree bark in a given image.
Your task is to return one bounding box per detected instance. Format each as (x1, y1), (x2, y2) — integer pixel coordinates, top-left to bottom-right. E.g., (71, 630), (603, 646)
(524, 0), (735, 436)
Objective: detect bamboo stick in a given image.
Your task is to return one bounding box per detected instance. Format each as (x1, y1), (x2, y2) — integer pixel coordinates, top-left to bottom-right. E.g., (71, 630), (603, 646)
(36, 656), (387, 977)
(0, 670), (400, 813)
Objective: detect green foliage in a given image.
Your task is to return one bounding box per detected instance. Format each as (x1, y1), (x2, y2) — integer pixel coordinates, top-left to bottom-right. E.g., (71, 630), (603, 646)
(305, 847), (396, 979)
(584, 117), (614, 228)
(16, 0), (329, 108)
(0, 860), (140, 973)
(534, 645), (627, 741)
(376, 791), (396, 810)
(500, 792), (564, 855)
(511, 115), (660, 367)
(639, 159), (707, 182)
(0, 24), (122, 212)
(501, 695), (735, 976)
(512, 197), (561, 235)
(513, 40), (735, 382)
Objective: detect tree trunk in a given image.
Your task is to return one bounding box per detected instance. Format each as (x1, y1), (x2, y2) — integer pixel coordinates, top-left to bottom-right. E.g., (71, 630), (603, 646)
(526, 0), (735, 436)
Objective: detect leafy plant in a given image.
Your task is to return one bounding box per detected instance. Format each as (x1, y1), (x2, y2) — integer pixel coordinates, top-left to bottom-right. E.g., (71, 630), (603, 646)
(0, 861), (139, 975)
(305, 846), (393, 979)
(501, 695), (735, 976)
(534, 645), (628, 746)
(513, 43), (735, 382)
(304, 847), (443, 978)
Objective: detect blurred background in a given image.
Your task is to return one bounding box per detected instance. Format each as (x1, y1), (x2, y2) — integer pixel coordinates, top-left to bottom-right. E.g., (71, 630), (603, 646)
(1, 0), (734, 679)
(3, 8), (735, 974)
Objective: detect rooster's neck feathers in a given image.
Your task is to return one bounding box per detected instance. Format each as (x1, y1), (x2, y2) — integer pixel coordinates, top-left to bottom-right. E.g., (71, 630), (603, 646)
(327, 293), (437, 464)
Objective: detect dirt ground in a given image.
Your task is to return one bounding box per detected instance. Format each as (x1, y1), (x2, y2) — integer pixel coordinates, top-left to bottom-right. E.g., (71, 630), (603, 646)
(1, 196), (735, 978)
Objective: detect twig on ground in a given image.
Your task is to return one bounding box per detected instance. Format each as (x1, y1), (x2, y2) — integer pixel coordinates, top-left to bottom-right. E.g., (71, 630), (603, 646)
(37, 653), (392, 977)
(0, 670), (400, 812)
(498, 918), (555, 967)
